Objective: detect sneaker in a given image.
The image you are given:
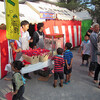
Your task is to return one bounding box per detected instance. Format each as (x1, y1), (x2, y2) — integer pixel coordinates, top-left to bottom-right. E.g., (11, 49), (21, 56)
(85, 63), (88, 66)
(33, 71), (38, 75)
(53, 84), (57, 88)
(19, 96), (26, 100)
(80, 64), (84, 66)
(88, 73), (94, 78)
(63, 82), (68, 85)
(94, 80), (99, 84)
(24, 74), (31, 79)
(59, 83), (63, 87)
(68, 80), (70, 83)
(98, 85), (100, 89)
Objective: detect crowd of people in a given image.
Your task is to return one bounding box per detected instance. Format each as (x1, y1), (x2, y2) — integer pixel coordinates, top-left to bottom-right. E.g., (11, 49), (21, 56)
(78, 23), (100, 88)
(4, 20), (100, 100)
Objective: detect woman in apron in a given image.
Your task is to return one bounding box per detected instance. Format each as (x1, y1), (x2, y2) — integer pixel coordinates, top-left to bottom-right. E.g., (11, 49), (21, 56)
(33, 23), (45, 74)
(33, 23), (44, 49)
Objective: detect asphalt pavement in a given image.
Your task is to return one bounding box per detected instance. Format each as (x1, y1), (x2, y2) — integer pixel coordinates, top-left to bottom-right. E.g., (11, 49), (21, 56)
(0, 48), (100, 100)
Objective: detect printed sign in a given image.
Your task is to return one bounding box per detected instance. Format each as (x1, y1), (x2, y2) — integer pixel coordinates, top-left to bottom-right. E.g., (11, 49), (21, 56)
(5, 0), (20, 40)
(40, 12), (55, 19)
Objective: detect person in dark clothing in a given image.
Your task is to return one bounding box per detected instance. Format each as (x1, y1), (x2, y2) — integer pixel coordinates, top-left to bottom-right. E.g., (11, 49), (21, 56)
(89, 23), (99, 78)
(93, 24), (100, 86)
(33, 23), (44, 49)
(28, 23), (35, 48)
(86, 26), (93, 37)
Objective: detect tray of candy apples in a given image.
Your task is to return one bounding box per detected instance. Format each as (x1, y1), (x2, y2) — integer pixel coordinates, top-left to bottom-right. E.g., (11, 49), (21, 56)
(21, 48), (50, 64)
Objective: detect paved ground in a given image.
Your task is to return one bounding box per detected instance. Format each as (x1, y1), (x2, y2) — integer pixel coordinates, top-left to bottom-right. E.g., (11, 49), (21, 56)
(0, 48), (100, 100)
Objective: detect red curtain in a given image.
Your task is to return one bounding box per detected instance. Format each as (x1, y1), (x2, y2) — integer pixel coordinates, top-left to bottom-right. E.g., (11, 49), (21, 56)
(0, 29), (8, 79)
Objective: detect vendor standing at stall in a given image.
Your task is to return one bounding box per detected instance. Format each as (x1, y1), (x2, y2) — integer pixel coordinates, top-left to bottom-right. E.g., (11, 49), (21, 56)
(10, 20), (33, 79)
(33, 23), (44, 49)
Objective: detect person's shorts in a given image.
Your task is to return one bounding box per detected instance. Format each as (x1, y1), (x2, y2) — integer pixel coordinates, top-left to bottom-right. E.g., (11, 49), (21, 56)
(82, 54), (90, 60)
(89, 62), (98, 71)
(54, 72), (64, 80)
(64, 66), (72, 75)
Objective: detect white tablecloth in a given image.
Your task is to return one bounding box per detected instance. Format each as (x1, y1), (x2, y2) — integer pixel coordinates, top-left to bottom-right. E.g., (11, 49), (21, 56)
(5, 60), (53, 74)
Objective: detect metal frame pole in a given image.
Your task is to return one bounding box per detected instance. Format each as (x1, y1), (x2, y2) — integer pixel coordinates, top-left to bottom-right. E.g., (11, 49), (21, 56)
(52, 36), (54, 56)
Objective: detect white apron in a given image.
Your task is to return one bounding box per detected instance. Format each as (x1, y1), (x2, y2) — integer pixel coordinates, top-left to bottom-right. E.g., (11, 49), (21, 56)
(21, 35), (29, 50)
(36, 31), (44, 49)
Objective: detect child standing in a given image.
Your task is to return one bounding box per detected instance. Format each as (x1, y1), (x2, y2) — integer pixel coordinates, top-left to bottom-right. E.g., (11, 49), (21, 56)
(4, 61), (25, 100)
(51, 48), (65, 88)
(64, 43), (73, 84)
(78, 35), (90, 66)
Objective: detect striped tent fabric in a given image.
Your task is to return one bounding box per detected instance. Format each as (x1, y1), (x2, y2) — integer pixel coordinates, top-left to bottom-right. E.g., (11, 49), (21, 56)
(0, 29), (8, 79)
(43, 20), (82, 47)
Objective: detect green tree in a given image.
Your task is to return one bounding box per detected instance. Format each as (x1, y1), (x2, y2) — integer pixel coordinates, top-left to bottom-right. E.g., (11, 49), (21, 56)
(83, 0), (100, 24)
(56, 0), (86, 11)
(91, 0), (100, 24)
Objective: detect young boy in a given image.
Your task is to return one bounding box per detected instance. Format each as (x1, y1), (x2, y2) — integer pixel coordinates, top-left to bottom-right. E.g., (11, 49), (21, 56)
(64, 43), (73, 84)
(51, 48), (65, 88)
(4, 61), (25, 100)
(20, 20), (33, 50)
(10, 20), (32, 60)
(78, 35), (90, 66)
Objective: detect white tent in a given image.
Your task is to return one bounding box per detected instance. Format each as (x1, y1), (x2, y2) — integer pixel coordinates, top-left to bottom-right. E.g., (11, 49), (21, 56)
(0, 2), (6, 24)
(0, 1), (82, 25)
(19, 4), (45, 24)
(0, 1), (45, 25)
(75, 10), (92, 20)
(26, 1), (81, 21)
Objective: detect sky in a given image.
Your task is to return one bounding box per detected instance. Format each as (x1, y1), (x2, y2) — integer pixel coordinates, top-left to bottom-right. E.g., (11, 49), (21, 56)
(80, 0), (95, 10)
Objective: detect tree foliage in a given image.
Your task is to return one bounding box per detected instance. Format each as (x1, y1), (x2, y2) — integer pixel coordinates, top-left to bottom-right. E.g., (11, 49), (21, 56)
(57, 0), (100, 23)
(92, 0), (100, 23)
(84, 0), (100, 24)
(56, 0), (87, 12)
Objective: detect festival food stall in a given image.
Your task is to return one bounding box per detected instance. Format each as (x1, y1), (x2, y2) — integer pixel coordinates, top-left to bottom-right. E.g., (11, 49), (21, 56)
(0, 1), (46, 78)
(0, 1), (82, 79)
(43, 20), (82, 48)
(5, 33), (64, 74)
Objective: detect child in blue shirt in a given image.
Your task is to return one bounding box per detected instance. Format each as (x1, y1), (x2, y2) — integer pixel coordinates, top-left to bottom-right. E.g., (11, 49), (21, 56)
(64, 43), (73, 84)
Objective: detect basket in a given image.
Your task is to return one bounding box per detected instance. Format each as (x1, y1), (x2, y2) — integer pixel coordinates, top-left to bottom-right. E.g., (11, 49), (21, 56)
(39, 54), (49, 62)
(22, 54), (39, 64)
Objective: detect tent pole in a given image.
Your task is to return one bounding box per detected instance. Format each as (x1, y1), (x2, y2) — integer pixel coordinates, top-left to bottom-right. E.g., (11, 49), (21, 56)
(52, 36), (54, 56)
(63, 34), (64, 49)
(8, 40), (13, 63)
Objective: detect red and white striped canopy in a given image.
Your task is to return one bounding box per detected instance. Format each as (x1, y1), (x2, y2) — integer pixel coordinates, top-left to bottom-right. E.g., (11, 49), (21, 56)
(43, 20), (82, 47)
